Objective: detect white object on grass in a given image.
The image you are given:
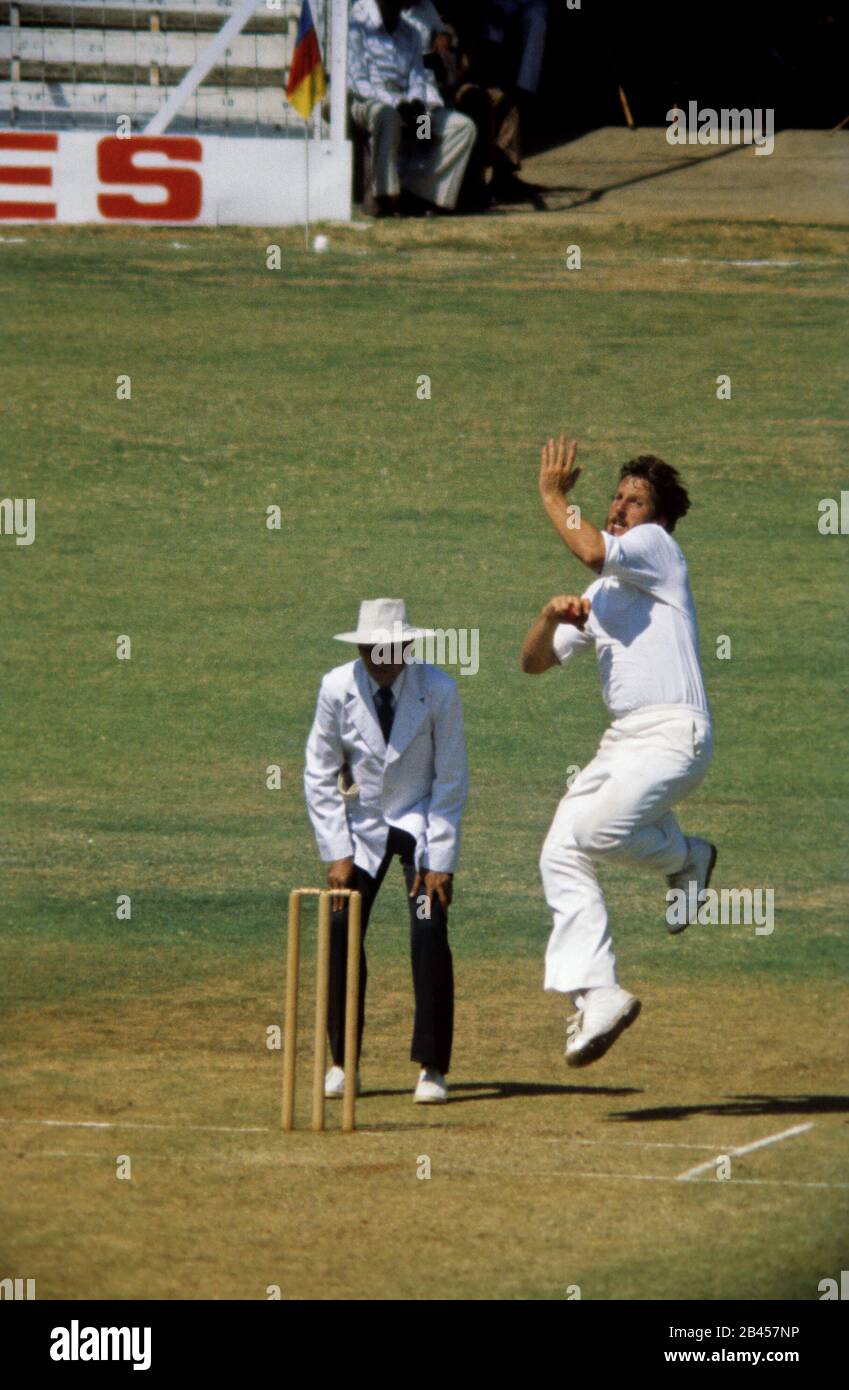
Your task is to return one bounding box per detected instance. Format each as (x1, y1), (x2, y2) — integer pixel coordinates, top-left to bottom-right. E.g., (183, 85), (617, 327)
(676, 1122), (814, 1181)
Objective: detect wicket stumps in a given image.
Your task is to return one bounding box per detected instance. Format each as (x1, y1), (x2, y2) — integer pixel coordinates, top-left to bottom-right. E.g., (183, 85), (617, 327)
(282, 887), (362, 1134)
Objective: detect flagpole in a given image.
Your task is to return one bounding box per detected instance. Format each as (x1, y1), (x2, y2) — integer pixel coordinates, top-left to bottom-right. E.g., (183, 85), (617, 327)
(285, 0), (325, 250)
(304, 108), (310, 252)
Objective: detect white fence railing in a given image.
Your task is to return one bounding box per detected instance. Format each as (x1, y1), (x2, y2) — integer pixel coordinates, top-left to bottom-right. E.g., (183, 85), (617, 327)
(1, 0), (346, 137)
(3, 29), (288, 69)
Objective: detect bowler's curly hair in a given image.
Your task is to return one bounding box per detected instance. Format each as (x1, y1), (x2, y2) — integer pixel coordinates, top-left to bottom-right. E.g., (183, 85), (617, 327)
(619, 456), (690, 532)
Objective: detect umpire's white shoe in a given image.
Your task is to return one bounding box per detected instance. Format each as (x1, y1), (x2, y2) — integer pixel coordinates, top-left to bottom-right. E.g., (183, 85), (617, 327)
(414, 1068), (448, 1104)
(565, 987), (641, 1068)
(666, 837), (718, 933)
(324, 1065), (361, 1099)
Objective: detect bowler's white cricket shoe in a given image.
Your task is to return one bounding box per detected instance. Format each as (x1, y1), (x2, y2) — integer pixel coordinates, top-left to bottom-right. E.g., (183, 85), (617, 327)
(565, 986), (641, 1068)
(324, 1065), (361, 1099)
(414, 1068), (448, 1104)
(666, 837), (718, 933)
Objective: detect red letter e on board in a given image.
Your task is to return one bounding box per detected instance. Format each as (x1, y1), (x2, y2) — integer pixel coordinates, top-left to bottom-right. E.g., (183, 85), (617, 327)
(97, 137), (202, 221)
(0, 133), (57, 219)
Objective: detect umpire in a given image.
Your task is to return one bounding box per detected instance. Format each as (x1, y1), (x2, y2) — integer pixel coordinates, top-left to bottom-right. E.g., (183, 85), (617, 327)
(304, 598), (469, 1103)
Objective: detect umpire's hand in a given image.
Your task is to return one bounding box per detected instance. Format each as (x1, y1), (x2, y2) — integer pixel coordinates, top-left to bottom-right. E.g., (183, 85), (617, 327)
(327, 856), (355, 912)
(410, 869), (453, 913)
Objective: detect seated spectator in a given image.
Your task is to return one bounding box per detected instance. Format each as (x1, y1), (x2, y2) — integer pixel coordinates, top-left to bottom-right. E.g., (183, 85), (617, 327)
(402, 1), (454, 109)
(348, 0), (476, 217)
(441, 0), (548, 208)
(403, 2), (493, 210)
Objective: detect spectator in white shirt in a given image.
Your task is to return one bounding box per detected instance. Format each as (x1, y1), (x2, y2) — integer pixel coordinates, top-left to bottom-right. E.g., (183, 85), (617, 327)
(348, 0), (476, 216)
(438, 0), (548, 208)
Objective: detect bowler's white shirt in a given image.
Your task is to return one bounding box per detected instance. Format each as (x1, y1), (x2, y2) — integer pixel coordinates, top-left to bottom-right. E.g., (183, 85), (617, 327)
(553, 523), (710, 718)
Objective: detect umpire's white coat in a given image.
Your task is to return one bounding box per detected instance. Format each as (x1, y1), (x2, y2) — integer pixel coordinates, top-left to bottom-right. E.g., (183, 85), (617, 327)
(304, 658), (468, 877)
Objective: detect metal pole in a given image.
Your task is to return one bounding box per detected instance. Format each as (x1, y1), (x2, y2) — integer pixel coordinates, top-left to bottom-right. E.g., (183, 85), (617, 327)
(304, 110), (310, 250)
(329, 0), (349, 147)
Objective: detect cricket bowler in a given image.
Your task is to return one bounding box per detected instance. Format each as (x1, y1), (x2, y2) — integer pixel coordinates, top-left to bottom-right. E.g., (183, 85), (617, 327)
(521, 436), (716, 1066)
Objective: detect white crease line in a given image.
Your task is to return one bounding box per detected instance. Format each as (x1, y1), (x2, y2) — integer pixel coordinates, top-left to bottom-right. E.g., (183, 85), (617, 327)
(0, 1120), (736, 1150)
(460, 1169), (847, 1190)
(545, 1137), (723, 1151)
(11, 1151), (848, 1188)
(0, 1118), (268, 1134)
(676, 1123), (814, 1181)
(31, 1151), (108, 1158)
(660, 257), (802, 268)
(571, 1171), (846, 1190)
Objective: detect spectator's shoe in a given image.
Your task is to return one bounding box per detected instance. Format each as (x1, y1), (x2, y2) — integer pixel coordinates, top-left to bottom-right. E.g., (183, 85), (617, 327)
(490, 172), (548, 210)
(458, 178), (496, 214)
(324, 1065), (361, 1099)
(414, 1068), (448, 1104)
(398, 190), (441, 218)
(374, 195), (401, 219)
(565, 987), (641, 1068)
(666, 838), (718, 933)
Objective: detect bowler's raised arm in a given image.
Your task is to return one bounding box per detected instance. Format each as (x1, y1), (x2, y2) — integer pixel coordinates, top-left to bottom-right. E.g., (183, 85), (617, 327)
(538, 435), (606, 573)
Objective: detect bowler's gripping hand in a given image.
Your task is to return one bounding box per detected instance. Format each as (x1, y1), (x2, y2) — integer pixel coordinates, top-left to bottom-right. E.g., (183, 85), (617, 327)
(327, 856), (355, 913)
(410, 870), (453, 913)
(543, 594), (591, 629)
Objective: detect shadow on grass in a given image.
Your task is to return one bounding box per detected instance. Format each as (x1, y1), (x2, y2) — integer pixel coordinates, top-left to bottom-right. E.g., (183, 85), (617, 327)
(534, 144), (746, 212)
(364, 1081), (642, 1104)
(609, 1093), (849, 1122)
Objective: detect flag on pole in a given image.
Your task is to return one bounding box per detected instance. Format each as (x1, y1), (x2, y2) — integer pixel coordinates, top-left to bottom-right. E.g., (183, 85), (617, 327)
(285, 1), (327, 119)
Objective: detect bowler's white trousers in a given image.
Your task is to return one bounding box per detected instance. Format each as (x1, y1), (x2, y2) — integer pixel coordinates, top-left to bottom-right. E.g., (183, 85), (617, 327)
(540, 704), (713, 994)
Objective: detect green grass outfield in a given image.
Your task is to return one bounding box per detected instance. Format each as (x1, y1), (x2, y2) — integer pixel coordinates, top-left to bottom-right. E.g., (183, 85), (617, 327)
(1, 216), (847, 1299)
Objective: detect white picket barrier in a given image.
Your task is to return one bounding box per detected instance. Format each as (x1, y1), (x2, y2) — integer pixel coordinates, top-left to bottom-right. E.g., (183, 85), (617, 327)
(0, 128), (352, 224)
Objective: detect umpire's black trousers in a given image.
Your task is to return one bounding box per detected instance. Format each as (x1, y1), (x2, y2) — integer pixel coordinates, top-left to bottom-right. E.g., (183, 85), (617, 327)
(328, 827), (454, 1075)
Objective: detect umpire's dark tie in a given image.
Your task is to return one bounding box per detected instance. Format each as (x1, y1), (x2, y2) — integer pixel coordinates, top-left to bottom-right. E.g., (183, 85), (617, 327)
(374, 686), (395, 745)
